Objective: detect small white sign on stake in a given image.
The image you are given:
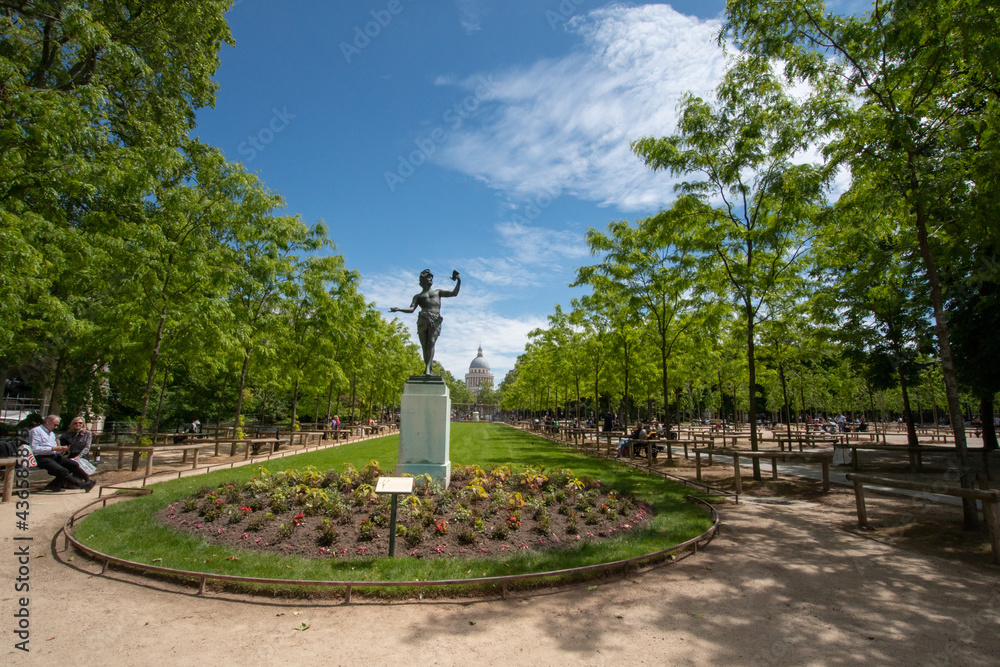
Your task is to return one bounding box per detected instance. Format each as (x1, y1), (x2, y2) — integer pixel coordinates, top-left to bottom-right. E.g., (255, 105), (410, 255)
(375, 476), (414, 495)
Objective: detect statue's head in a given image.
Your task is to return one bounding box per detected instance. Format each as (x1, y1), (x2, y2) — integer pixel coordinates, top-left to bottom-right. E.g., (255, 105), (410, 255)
(419, 269), (433, 287)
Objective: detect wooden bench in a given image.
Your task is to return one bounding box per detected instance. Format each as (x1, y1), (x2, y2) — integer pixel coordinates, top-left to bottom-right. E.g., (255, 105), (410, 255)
(846, 473), (1000, 565)
(847, 443), (957, 472)
(245, 437), (283, 458)
(773, 435), (841, 452)
(631, 436), (712, 461)
(693, 448), (832, 494)
(1, 457), (18, 503)
(91, 443), (210, 476)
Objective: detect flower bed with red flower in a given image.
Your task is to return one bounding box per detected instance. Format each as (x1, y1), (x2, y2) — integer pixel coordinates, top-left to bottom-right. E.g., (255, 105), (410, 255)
(157, 461), (653, 560)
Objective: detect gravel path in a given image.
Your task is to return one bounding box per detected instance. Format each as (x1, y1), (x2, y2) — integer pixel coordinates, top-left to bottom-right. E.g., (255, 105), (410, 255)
(4, 476), (999, 666)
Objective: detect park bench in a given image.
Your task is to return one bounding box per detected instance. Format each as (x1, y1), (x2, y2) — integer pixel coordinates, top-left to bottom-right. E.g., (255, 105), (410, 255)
(846, 472), (1000, 565)
(287, 430), (325, 447)
(570, 428), (600, 447)
(245, 437), (283, 458)
(632, 434), (710, 460)
(1, 457), (18, 502)
(846, 443), (959, 472)
(842, 431), (879, 442)
(773, 434), (841, 452)
(92, 442), (212, 477)
(693, 447), (832, 494)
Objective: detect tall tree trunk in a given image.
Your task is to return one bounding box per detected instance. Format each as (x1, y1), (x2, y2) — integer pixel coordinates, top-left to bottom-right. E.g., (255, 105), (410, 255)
(800, 383), (809, 435)
(234, 348), (251, 433)
(779, 365), (792, 442)
(746, 304), (761, 480)
(593, 361), (600, 424)
(623, 343), (631, 426)
(350, 368), (357, 423)
(575, 378), (581, 421)
(366, 379), (376, 420)
(897, 367), (919, 449)
(140, 305), (169, 434)
(912, 175), (977, 528)
(153, 364), (168, 433)
(981, 394), (998, 452)
(290, 377), (300, 429)
(47, 351), (66, 418)
(325, 377), (335, 422)
(674, 386), (682, 429)
(718, 370), (725, 422)
(661, 343), (669, 427)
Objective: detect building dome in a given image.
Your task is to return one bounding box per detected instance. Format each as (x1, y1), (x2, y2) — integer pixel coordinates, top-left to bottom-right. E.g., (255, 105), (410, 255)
(465, 346), (494, 396)
(469, 346), (490, 370)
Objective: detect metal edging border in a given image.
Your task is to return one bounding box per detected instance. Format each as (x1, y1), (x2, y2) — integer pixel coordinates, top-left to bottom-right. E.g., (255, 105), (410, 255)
(59, 490), (720, 604)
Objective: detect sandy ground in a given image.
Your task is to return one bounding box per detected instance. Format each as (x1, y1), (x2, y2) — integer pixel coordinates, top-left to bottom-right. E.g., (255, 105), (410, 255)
(3, 447), (1000, 666)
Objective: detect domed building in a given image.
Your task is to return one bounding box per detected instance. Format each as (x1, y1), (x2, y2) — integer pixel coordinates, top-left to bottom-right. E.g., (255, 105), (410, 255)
(465, 346), (494, 396)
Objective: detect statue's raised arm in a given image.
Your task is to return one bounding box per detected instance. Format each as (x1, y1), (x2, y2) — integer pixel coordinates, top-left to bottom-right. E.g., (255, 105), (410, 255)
(389, 269), (461, 376)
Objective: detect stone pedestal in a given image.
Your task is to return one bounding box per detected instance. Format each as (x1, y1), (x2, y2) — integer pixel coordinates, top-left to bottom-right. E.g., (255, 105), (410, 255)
(396, 376), (451, 487)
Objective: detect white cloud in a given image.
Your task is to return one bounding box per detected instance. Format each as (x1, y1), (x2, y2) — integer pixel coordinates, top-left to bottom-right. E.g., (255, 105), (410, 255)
(435, 4), (729, 211)
(433, 306), (547, 382)
(454, 0), (487, 33)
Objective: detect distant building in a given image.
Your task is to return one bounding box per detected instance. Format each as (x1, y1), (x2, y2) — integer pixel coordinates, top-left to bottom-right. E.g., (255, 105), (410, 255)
(464, 346), (494, 397)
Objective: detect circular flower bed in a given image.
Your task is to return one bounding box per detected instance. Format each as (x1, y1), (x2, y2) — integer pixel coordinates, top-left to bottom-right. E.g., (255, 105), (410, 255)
(157, 461), (654, 560)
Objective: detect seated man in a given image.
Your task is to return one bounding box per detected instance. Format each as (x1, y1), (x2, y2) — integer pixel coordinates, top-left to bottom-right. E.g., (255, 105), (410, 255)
(616, 422), (647, 458)
(28, 415), (94, 492)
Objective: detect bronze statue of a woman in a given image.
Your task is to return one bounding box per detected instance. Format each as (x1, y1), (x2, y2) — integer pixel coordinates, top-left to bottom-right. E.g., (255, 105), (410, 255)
(390, 269), (461, 376)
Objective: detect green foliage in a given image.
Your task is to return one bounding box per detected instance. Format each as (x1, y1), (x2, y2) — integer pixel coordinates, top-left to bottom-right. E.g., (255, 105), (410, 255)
(0, 3), (422, 427)
(317, 518), (339, 547)
(402, 524), (423, 547)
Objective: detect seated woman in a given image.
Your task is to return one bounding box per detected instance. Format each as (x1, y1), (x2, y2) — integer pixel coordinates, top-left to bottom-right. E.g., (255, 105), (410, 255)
(616, 422), (647, 458)
(28, 415), (94, 492)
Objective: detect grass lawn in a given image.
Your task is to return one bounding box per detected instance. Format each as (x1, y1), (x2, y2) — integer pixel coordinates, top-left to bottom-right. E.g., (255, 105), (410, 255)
(74, 423), (713, 595)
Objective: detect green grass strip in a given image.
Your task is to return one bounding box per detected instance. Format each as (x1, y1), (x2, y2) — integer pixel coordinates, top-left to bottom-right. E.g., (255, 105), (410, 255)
(74, 424), (712, 593)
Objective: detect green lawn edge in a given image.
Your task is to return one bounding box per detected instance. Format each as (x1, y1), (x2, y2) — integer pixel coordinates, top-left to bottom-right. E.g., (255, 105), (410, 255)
(74, 423), (712, 593)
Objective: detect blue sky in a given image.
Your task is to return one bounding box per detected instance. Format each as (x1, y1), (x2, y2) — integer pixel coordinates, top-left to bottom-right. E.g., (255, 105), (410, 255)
(193, 1), (736, 381)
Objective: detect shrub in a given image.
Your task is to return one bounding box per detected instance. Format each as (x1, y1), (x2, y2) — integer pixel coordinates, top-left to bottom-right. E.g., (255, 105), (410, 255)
(403, 524), (424, 547)
(369, 507), (389, 528)
(358, 519), (376, 541)
(321, 470), (341, 489)
(246, 516), (266, 532)
(276, 522), (295, 541)
(318, 518), (339, 546)
(452, 504), (472, 524)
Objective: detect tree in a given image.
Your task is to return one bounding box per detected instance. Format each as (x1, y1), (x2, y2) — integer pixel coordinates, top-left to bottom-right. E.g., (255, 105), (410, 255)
(817, 182), (932, 451)
(576, 212), (707, 428)
(632, 56), (826, 478)
(1, 0), (233, 364)
(228, 212), (331, 432)
(571, 295), (612, 420)
(724, 0), (989, 525)
(276, 256), (356, 428)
